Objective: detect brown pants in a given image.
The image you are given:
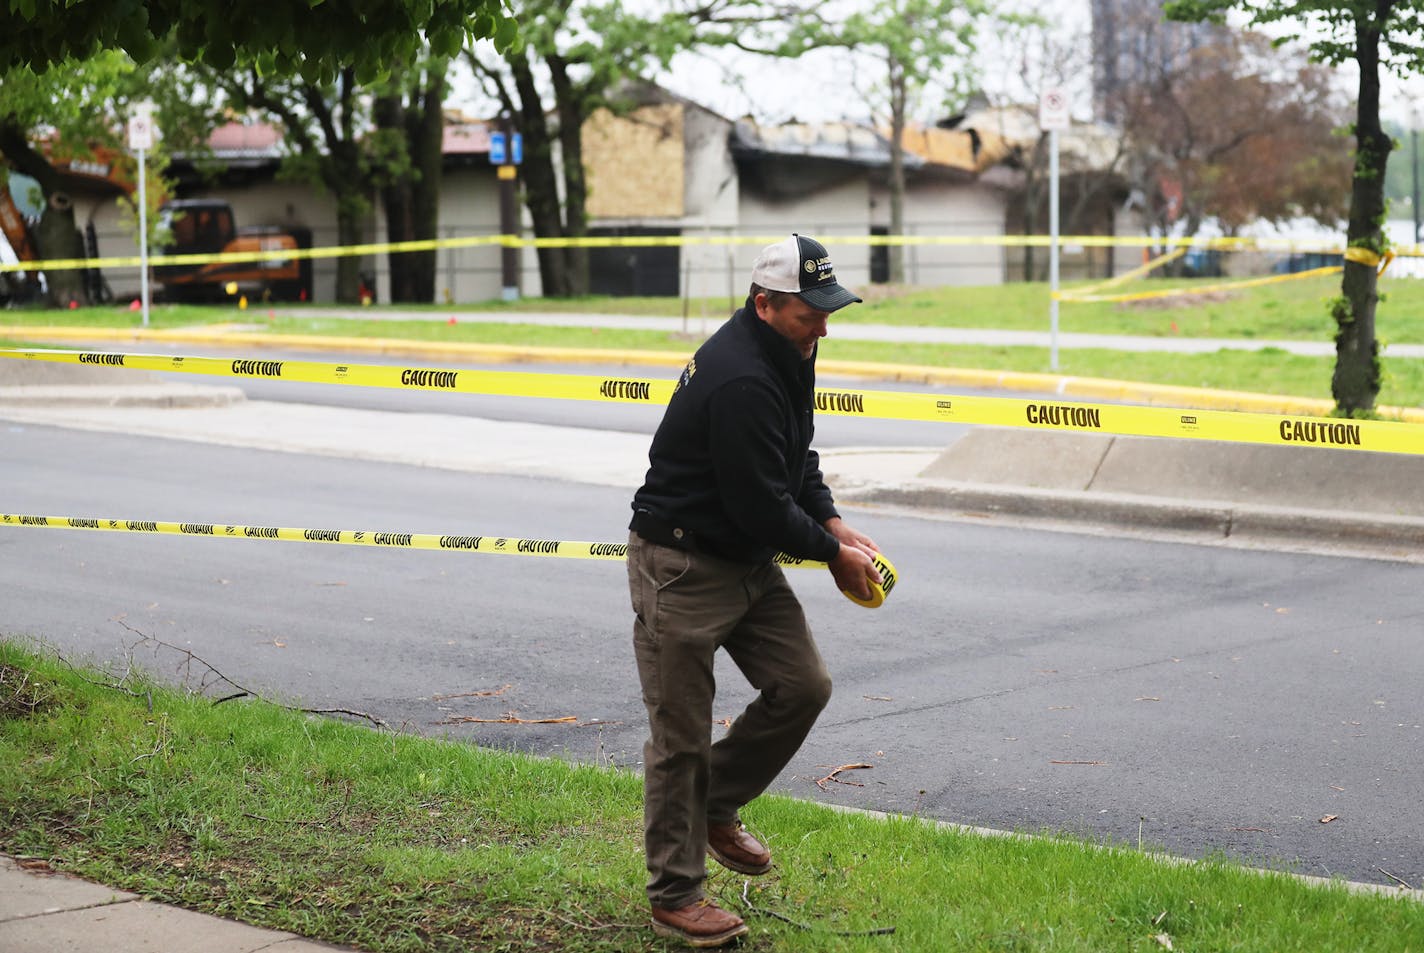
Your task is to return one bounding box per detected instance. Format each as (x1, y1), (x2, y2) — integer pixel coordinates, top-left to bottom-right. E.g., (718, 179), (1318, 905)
(627, 531), (833, 909)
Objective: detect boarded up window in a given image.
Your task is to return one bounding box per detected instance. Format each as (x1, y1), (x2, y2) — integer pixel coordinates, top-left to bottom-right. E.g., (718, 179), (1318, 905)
(584, 104), (685, 218)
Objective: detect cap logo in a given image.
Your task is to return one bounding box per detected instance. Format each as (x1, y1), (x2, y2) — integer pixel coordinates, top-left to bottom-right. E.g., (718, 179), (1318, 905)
(804, 259), (817, 274)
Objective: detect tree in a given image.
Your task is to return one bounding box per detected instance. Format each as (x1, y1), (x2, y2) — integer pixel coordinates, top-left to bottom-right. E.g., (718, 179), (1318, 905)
(3, 0), (516, 84)
(981, 3), (1131, 281)
(211, 65), (408, 304)
(373, 59), (449, 303)
(1114, 30), (1351, 249)
(785, 0), (997, 284)
(1166, 0), (1424, 416)
(464, 0), (778, 297)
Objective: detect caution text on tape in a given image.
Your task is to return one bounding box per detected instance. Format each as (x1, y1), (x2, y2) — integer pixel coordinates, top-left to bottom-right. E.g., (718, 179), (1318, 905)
(1, 346), (1422, 456)
(0, 514), (826, 568)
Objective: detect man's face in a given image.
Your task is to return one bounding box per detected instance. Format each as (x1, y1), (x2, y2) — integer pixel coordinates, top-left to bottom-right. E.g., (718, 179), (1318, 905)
(755, 292), (830, 359)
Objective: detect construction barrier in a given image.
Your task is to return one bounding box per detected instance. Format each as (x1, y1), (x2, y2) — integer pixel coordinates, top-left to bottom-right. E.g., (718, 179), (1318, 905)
(4, 231), (1418, 275)
(2, 346), (1421, 455)
(0, 514), (825, 568)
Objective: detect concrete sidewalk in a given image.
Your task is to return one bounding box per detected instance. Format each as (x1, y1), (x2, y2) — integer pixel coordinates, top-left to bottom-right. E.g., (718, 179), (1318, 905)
(0, 855), (358, 953)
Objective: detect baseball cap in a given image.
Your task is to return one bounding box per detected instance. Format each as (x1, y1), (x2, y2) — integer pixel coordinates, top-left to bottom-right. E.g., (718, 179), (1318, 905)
(750, 234), (863, 313)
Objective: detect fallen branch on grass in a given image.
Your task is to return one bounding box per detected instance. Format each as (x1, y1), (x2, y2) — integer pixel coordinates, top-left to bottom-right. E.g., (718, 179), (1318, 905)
(739, 880), (895, 937)
(85, 623), (393, 729)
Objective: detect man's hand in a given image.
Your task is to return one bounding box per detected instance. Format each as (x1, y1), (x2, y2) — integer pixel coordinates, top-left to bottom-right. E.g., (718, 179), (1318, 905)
(825, 517), (881, 600)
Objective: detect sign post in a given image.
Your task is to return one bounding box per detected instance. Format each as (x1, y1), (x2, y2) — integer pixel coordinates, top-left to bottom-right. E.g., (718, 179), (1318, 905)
(491, 123), (521, 301)
(1039, 87), (1070, 371)
(127, 102), (155, 328)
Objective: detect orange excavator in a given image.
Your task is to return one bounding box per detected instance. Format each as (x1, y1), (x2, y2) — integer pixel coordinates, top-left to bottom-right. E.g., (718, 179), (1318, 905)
(0, 176), (44, 303)
(4, 145), (314, 305)
(155, 198), (313, 302)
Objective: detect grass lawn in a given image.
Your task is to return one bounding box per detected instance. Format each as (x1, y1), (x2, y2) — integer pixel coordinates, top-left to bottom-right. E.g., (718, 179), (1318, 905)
(3, 641), (1421, 953)
(3, 274), (1424, 409)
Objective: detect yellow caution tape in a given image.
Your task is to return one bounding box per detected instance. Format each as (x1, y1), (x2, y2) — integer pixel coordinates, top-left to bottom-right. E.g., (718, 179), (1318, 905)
(0, 347), (678, 404)
(6, 231), (1420, 275)
(1343, 246), (1396, 275)
(1056, 265), (1343, 304)
(0, 513), (827, 568)
(1, 346), (1421, 455)
(1066, 248), (1188, 298)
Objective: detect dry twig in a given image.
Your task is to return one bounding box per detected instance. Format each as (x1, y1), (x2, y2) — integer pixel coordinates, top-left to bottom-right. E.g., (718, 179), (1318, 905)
(94, 624), (391, 729)
(436, 712), (579, 725)
(1375, 866), (1414, 889)
(432, 684), (512, 700)
(814, 763), (873, 790)
(739, 881), (895, 937)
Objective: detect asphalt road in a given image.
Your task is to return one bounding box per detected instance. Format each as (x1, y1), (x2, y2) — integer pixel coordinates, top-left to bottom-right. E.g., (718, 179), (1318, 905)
(5, 419), (1422, 891)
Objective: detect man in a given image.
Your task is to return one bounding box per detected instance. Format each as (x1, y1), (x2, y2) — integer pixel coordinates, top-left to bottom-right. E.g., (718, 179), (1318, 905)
(627, 233), (882, 947)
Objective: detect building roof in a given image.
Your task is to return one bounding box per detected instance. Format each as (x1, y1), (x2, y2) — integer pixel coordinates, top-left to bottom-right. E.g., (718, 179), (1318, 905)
(730, 118), (913, 169)
(207, 121), (285, 158)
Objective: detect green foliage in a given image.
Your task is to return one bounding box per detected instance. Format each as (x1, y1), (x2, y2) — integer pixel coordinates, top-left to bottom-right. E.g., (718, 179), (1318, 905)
(2, 0), (519, 85)
(1166, 1), (1424, 72)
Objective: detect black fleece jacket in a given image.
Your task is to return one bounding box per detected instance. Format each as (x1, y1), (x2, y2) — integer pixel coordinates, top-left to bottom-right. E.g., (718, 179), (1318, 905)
(630, 298), (841, 563)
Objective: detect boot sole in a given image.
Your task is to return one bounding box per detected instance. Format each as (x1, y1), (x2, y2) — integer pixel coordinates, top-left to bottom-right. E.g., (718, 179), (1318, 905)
(651, 917), (749, 948)
(706, 844), (773, 876)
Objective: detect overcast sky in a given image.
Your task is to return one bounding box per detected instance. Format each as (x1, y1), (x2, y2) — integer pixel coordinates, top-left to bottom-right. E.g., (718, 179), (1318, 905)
(453, 1), (1424, 129)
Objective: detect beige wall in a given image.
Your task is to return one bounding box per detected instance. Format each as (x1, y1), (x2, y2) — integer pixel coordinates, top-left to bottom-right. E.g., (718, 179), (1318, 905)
(872, 179), (1009, 286)
(736, 178), (872, 294)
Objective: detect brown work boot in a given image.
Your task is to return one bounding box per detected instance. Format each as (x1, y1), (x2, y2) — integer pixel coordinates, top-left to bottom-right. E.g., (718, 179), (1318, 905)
(650, 898), (749, 948)
(707, 821), (772, 875)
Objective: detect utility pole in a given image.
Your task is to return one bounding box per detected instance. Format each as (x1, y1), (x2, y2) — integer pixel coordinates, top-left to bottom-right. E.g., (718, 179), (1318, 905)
(491, 116), (521, 301)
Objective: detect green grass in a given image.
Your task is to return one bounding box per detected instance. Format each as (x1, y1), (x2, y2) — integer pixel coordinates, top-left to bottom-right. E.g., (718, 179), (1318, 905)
(4, 274), (1424, 408)
(3, 641), (1422, 952)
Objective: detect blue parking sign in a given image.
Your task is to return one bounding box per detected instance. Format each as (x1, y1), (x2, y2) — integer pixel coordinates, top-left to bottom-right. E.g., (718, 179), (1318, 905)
(511, 133), (523, 165)
(489, 132), (506, 165)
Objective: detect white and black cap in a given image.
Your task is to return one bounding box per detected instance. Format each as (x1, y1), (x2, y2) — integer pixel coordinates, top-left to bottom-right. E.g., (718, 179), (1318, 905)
(750, 234), (863, 313)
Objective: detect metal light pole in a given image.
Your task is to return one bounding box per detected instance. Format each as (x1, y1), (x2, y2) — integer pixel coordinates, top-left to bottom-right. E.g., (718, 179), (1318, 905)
(128, 102), (154, 327)
(1040, 88), (1070, 372)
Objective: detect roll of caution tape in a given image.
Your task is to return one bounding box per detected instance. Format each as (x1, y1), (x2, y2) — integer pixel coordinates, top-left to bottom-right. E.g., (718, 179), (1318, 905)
(2, 347), (1423, 454)
(840, 551), (898, 609)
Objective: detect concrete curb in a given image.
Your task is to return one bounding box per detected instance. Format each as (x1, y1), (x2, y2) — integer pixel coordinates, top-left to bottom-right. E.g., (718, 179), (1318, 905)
(0, 384), (246, 409)
(850, 480), (1424, 559)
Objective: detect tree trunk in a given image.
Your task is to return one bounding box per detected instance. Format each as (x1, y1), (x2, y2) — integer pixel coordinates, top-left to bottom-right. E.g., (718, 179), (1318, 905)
(374, 91), (417, 302)
(887, 54), (907, 285)
(33, 200), (86, 307)
(509, 50), (571, 297)
(1333, 17), (1389, 416)
(409, 65), (446, 303)
(550, 55), (589, 296)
